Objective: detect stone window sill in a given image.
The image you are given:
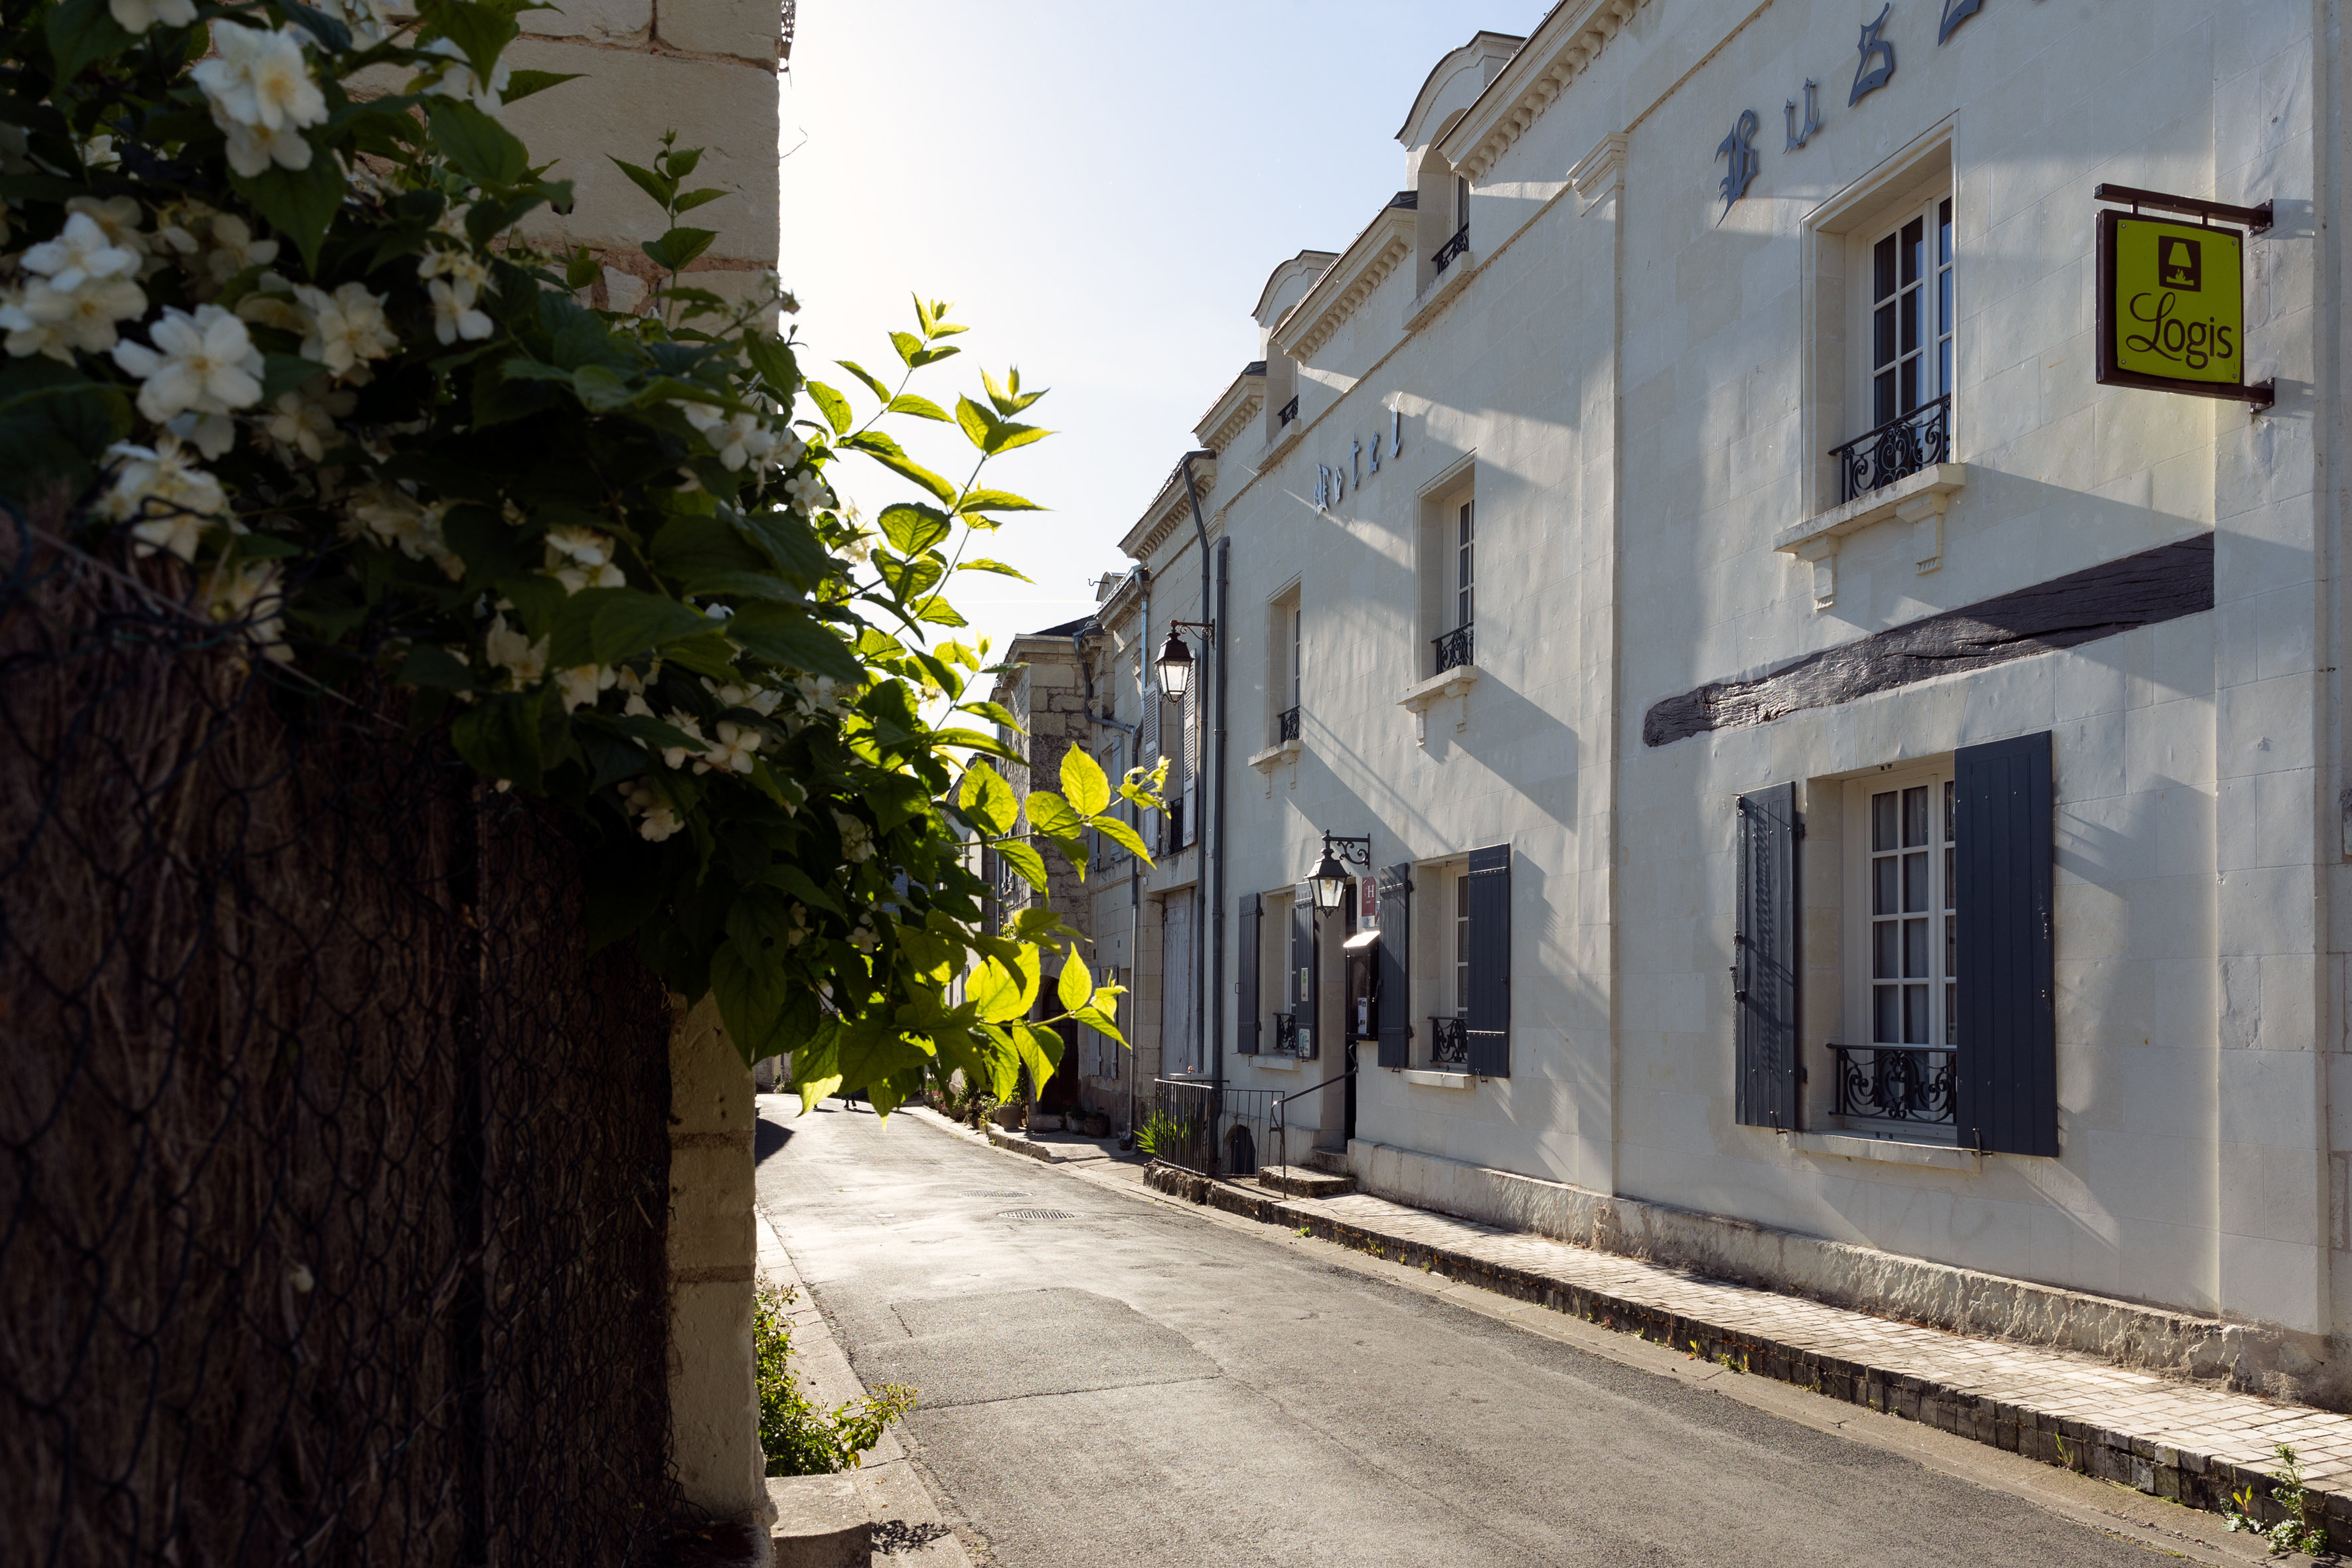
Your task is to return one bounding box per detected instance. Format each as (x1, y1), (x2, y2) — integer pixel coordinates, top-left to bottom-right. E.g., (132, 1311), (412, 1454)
(1772, 462), (1969, 609)
(1395, 664), (1478, 746)
(1783, 1129), (1982, 1170)
(1247, 738), (1301, 772)
(1261, 417), (1307, 465)
(1405, 254), (1476, 333)
(1401, 1068), (1474, 1090)
(1253, 1053), (1302, 1071)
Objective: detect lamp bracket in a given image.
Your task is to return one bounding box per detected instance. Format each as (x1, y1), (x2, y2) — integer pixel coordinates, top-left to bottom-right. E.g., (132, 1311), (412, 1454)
(1163, 619), (1216, 641)
(1319, 832), (1372, 869)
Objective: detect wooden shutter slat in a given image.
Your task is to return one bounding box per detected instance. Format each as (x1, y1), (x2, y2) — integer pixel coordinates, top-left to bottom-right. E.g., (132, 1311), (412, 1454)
(1465, 844), (1510, 1077)
(1375, 864), (1412, 1069)
(1236, 894), (1261, 1055)
(1734, 783), (1799, 1129)
(1954, 731), (2057, 1156)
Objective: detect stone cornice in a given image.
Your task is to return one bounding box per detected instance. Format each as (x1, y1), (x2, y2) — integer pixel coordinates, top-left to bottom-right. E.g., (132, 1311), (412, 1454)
(1272, 205), (1416, 360)
(1117, 458), (1218, 564)
(1439, 0), (1649, 184)
(1193, 366), (1266, 455)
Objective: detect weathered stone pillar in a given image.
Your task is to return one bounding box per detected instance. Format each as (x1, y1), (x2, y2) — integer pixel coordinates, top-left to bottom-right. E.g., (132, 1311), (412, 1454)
(667, 994), (768, 1539)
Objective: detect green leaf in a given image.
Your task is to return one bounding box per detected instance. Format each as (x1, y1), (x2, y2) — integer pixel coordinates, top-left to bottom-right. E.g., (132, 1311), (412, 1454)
(911, 596), (967, 627)
(607, 155), (674, 210)
(967, 956), (1026, 1024)
(0, 358), (128, 507)
(1024, 789), (1083, 838)
(889, 330), (926, 368)
(545, 586), (713, 666)
(260, 354), (332, 404)
(959, 763), (1018, 834)
(230, 151), (348, 276)
(426, 0), (521, 92)
(842, 431), (956, 506)
(570, 363), (635, 410)
(671, 187), (728, 215)
(1010, 1020), (1062, 1095)
(46, 0), (137, 86)
(1059, 746), (1110, 815)
(429, 98), (530, 187)
(1071, 1003), (1126, 1047)
(651, 514), (777, 597)
(955, 488), (1045, 516)
(755, 860), (844, 918)
(735, 507), (828, 590)
(281, 0), (351, 50)
(451, 691), (545, 791)
(1056, 950), (1093, 1013)
(984, 422), (1050, 455)
(954, 394), (996, 453)
(836, 358), (892, 406)
(805, 380), (851, 437)
(887, 393), (951, 422)
(1091, 815), (1152, 864)
(958, 558), (1028, 580)
(502, 69), (582, 104)
(983, 366), (1046, 415)
(992, 838), (1046, 892)
(642, 226), (717, 272)
(744, 334), (799, 397)
(396, 645), (475, 690)
(876, 502), (951, 556)
(728, 602), (864, 683)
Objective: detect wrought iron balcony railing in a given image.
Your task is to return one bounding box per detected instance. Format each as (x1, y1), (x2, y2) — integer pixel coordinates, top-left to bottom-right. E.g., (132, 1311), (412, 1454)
(1277, 395), (1299, 428)
(1431, 623), (1473, 675)
(1430, 1016), (1468, 1067)
(1275, 706), (1300, 743)
(1832, 394), (1951, 504)
(1433, 223), (1470, 275)
(1272, 1012), (1311, 1058)
(1830, 1044), (1956, 1125)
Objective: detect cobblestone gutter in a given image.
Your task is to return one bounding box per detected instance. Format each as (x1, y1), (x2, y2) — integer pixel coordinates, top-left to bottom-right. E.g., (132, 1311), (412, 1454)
(1142, 1162), (2351, 1543)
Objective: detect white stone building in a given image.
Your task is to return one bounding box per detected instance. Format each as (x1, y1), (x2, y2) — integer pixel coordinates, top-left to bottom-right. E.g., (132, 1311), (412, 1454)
(1103, 0), (2352, 1397)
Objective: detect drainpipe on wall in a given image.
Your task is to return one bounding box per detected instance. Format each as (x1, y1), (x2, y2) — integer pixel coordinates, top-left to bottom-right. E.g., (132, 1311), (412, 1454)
(1177, 451), (1221, 1089)
(1212, 536), (1231, 1089)
(1132, 569), (1150, 1137)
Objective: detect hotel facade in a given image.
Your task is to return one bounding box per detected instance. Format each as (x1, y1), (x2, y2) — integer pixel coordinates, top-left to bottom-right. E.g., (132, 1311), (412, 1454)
(1014, 0), (2352, 1397)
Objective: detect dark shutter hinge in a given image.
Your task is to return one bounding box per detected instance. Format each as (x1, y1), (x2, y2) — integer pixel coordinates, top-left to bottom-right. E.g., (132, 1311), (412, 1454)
(1794, 815), (1806, 840)
(1798, 1065), (1808, 1085)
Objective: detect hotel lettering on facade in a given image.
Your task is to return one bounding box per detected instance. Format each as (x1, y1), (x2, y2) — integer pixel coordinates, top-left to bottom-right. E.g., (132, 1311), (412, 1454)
(1021, 0), (2352, 1389)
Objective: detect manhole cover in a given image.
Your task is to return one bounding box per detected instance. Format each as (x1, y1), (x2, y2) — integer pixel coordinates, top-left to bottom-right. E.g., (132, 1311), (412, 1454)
(998, 1208), (1073, 1221)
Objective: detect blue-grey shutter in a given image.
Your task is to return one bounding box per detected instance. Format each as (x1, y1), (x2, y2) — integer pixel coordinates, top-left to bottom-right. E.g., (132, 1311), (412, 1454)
(1236, 894), (1261, 1055)
(1290, 894), (1318, 1059)
(1735, 783), (1799, 1129)
(1464, 844), (1510, 1077)
(1953, 731), (2057, 1156)
(1375, 864), (1412, 1069)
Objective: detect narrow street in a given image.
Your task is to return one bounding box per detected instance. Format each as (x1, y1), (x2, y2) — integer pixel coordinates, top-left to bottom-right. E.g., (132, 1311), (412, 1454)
(755, 1102), (2204, 1567)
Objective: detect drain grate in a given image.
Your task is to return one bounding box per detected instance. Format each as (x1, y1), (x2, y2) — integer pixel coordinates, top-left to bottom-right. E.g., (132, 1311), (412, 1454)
(997, 1208), (1073, 1221)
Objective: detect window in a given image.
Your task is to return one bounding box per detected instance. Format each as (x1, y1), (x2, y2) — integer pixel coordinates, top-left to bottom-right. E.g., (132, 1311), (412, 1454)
(1456, 500), (1476, 633)
(1838, 186), (1954, 502)
(1267, 587), (1302, 745)
(1420, 473), (1476, 675)
(1453, 872), (1470, 1018)
(1865, 776), (1955, 1050)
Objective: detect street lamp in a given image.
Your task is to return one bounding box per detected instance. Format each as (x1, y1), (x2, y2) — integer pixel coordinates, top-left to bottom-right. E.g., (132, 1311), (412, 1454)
(1154, 627), (1194, 701)
(1309, 832), (1372, 913)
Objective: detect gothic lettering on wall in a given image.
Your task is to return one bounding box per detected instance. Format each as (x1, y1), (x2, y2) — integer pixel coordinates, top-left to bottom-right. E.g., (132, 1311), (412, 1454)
(1784, 80), (1822, 151)
(1938, 0), (1984, 45)
(1850, 3), (1897, 105)
(1717, 110), (1761, 215)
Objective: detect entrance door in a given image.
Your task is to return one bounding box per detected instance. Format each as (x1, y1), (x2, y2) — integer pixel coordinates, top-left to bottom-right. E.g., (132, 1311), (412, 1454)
(1159, 895), (1197, 1077)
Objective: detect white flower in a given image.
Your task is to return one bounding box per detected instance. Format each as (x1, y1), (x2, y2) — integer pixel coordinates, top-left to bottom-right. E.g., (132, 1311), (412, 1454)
(774, 428), (807, 469)
(708, 680), (783, 717)
(23, 211), (139, 292)
(843, 532), (873, 567)
(543, 525), (624, 593)
(414, 37), (512, 110)
(623, 692), (655, 718)
(166, 410), (237, 460)
(834, 811), (874, 863)
(107, 0), (195, 33)
(700, 410), (777, 471)
(100, 435), (227, 560)
(264, 374), (355, 463)
(782, 469), (830, 515)
(622, 780), (681, 842)
(292, 281), (398, 376)
(347, 485), (465, 580)
(484, 613), (548, 685)
(205, 560), (291, 661)
(0, 273), (147, 360)
(198, 214), (278, 285)
(659, 713), (706, 770)
(418, 245), (490, 289)
(301, 0), (391, 46)
(692, 720), (761, 775)
(191, 25), (329, 177)
(112, 305), (264, 424)
(80, 134), (121, 171)
(555, 663), (617, 712)
(428, 277), (493, 345)
(64, 196), (148, 262)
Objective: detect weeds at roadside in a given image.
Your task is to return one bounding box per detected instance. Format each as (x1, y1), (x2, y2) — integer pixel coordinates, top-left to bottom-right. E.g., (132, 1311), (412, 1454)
(755, 1286), (917, 1476)
(2225, 1444), (2329, 1557)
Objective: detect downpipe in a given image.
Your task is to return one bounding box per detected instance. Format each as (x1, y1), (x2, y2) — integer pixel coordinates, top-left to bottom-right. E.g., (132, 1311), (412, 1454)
(1178, 451), (1221, 1090)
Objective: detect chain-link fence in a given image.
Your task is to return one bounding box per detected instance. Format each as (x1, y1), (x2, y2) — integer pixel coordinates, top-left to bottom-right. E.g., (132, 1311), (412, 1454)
(1, 512), (681, 1566)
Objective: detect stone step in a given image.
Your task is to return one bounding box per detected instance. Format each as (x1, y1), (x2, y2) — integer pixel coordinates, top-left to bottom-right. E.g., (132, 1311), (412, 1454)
(768, 1472), (871, 1567)
(1255, 1165), (1356, 1199)
(1305, 1148), (1352, 1176)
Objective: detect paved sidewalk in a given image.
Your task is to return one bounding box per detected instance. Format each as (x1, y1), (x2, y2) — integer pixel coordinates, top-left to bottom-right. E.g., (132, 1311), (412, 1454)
(1073, 1150), (2352, 1545)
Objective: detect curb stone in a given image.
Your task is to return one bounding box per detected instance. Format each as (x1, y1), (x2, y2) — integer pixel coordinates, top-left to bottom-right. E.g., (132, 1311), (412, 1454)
(1139, 1162), (2345, 1545)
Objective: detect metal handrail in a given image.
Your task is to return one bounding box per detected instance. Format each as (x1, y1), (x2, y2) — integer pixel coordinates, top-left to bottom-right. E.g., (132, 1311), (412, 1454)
(1830, 1042), (1956, 1125)
(1831, 394), (1951, 503)
(1277, 395), (1299, 427)
(1431, 623), (1472, 674)
(1429, 1015), (1468, 1067)
(1275, 706), (1300, 742)
(1269, 1059), (1356, 1177)
(1434, 223), (1470, 274)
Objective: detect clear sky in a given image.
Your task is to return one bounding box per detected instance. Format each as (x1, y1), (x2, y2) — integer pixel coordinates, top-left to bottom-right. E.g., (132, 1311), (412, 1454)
(778, 2), (1545, 665)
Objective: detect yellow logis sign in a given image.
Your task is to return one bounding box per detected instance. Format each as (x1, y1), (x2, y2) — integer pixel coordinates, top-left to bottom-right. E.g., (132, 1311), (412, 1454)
(2109, 215), (2243, 383)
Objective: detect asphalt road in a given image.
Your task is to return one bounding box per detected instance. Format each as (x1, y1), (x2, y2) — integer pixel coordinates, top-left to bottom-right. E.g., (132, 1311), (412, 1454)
(754, 1102), (2182, 1568)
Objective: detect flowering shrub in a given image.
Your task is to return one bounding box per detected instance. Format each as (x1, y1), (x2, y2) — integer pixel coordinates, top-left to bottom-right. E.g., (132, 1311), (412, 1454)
(1, 0), (1159, 1110)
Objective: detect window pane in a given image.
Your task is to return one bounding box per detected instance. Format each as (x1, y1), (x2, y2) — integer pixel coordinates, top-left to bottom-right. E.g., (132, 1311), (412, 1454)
(1938, 198), (1952, 262)
(1903, 785), (1928, 847)
(1900, 286), (1919, 358)
(1872, 791), (1897, 852)
(1942, 780), (1954, 842)
(1938, 339), (1952, 399)
(1903, 850), (1928, 912)
(1874, 856), (1899, 916)
(1874, 233), (1897, 303)
(1905, 917), (1928, 978)
(1944, 911), (1956, 979)
(1905, 983), (1929, 1044)
(1873, 301), (1896, 370)
(1875, 921), (1899, 979)
(1901, 216), (1924, 286)
(1944, 982), (1957, 1047)
(1939, 266), (1954, 339)
(1875, 984), (1901, 1044)
(1874, 368), (1896, 428)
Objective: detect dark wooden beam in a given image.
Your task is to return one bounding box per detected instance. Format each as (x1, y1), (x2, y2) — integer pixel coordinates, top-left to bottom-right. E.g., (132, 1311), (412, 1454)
(1642, 534), (2214, 748)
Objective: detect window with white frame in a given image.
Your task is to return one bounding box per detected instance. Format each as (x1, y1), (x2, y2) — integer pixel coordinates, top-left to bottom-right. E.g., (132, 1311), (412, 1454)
(1837, 179), (1954, 503)
(1455, 499), (1476, 634)
(1267, 587), (1302, 745)
(1836, 763), (1958, 1134)
(1420, 474), (1476, 676)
